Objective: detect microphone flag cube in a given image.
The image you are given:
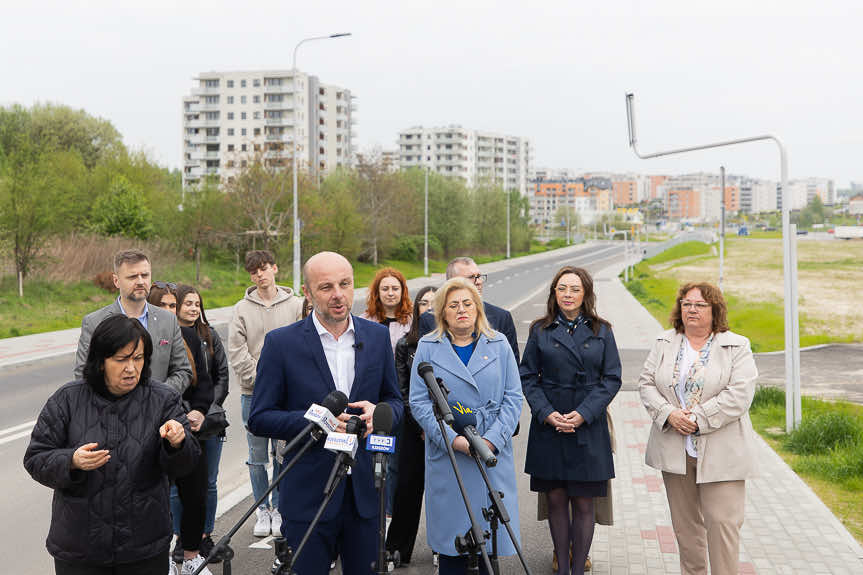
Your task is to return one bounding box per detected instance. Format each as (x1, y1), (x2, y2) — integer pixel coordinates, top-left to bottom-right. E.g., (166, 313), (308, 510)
(304, 403), (339, 434)
(324, 432), (359, 458)
(366, 434), (396, 454)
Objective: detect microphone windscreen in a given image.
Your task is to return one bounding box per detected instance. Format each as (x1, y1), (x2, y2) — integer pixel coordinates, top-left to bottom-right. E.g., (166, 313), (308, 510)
(321, 390), (349, 417)
(450, 401), (478, 435)
(417, 361), (433, 377)
(372, 402), (394, 435)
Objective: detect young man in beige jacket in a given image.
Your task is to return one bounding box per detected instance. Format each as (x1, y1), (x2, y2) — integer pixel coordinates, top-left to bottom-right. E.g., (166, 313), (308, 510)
(228, 250), (303, 538)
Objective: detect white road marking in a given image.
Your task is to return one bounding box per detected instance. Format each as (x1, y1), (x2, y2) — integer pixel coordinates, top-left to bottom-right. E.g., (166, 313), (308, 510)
(0, 429), (33, 446)
(0, 420), (37, 436)
(249, 536), (274, 549)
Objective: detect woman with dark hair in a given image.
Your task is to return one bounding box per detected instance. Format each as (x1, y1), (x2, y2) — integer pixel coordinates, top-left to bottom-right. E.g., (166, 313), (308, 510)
(385, 285), (436, 565)
(173, 284), (230, 564)
(639, 282), (758, 575)
(520, 266), (621, 575)
(361, 267), (413, 354)
(24, 315), (199, 575)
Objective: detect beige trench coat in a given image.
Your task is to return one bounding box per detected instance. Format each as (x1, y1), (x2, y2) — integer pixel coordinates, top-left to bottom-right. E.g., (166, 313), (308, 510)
(638, 328), (759, 483)
(536, 409), (616, 525)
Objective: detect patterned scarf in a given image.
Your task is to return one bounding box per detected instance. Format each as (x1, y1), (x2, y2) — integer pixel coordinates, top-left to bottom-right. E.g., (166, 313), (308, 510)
(556, 312), (584, 335)
(672, 333), (715, 410)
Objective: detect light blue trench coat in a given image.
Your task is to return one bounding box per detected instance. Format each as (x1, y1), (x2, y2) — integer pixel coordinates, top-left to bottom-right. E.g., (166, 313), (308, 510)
(409, 331), (523, 556)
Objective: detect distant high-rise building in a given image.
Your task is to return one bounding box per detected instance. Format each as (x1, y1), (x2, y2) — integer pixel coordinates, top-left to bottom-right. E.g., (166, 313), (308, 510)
(397, 125), (532, 195)
(181, 70), (355, 188)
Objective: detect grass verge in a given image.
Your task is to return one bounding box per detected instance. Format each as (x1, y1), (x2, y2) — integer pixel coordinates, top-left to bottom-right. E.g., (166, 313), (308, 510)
(750, 386), (863, 543)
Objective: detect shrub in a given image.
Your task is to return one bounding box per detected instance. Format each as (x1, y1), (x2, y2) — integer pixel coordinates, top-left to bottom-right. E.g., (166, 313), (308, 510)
(750, 385), (785, 410)
(785, 412), (863, 455)
(389, 235), (442, 262)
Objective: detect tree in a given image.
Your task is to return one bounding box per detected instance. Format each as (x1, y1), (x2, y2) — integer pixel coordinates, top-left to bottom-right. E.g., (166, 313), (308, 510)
(304, 170), (364, 259)
(29, 103), (123, 169)
(89, 175), (155, 239)
(178, 179), (233, 282)
(471, 180), (507, 253)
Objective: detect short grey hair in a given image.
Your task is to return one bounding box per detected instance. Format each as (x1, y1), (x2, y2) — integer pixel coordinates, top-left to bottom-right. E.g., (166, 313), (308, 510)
(446, 256), (477, 280)
(113, 249), (150, 273)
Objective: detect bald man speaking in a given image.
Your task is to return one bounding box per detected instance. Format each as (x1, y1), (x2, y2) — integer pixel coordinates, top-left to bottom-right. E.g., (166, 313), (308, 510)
(248, 251), (403, 574)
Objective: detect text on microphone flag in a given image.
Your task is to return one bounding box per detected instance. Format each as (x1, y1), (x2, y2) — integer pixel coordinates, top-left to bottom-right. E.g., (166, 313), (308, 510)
(366, 434), (396, 453)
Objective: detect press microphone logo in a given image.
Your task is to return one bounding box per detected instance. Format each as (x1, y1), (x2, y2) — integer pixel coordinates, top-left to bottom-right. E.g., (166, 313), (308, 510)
(325, 432), (359, 458)
(304, 404), (338, 434)
(366, 434), (396, 453)
(450, 401), (474, 415)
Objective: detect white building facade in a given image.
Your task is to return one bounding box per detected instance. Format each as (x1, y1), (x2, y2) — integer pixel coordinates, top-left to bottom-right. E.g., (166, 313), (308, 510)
(398, 125), (532, 195)
(182, 70), (355, 188)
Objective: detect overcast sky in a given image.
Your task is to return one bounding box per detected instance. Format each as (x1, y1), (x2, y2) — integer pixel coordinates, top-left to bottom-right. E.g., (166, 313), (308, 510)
(2, 1), (860, 186)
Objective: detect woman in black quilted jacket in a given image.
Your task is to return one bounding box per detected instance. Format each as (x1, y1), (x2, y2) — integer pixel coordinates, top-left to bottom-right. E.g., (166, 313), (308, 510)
(24, 314), (199, 574)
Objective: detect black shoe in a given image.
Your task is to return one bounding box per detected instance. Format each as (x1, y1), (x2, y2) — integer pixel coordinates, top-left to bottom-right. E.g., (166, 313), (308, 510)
(199, 535), (224, 564)
(172, 538), (183, 564)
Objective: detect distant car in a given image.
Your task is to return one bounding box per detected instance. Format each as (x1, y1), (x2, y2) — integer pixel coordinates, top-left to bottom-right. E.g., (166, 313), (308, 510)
(796, 229), (808, 235)
(737, 226), (749, 236)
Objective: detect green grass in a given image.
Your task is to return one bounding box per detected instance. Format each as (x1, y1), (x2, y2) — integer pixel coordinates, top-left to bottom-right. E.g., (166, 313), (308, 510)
(647, 240), (713, 265)
(749, 386), (863, 542)
(746, 230), (783, 239)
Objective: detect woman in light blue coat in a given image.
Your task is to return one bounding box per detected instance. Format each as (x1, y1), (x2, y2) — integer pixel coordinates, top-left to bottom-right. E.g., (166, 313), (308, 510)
(410, 277), (522, 575)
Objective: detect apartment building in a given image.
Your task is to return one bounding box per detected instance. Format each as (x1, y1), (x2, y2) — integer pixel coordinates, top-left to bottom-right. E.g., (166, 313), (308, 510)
(398, 125), (532, 195)
(181, 70), (355, 188)
(739, 178), (778, 214)
(528, 175), (612, 226)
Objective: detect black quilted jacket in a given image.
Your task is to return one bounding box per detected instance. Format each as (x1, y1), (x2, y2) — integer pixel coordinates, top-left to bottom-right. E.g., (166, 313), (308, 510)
(23, 379), (200, 565)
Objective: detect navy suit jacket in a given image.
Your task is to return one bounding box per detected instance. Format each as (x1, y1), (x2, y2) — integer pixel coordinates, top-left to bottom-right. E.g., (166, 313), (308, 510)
(418, 301), (520, 363)
(247, 314), (403, 521)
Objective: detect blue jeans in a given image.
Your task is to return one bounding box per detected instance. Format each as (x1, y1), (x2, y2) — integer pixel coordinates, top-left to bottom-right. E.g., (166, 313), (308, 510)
(241, 394), (280, 510)
(170, 436), (224, 535)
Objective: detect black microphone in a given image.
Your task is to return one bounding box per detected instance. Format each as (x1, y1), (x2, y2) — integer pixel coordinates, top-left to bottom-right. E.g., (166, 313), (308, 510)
(353, 341), (364, 350)
(366, 403), (395, 487)
(278, 390), (348, 458)
(450, 402), (497, 467)
(417, 362), (454, 424)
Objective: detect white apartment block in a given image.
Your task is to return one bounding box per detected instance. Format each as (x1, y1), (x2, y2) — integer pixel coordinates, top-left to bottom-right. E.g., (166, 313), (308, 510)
(740, 178), (778, 214)
(398, 125), (533, 195)
(182, 70), (355, 188)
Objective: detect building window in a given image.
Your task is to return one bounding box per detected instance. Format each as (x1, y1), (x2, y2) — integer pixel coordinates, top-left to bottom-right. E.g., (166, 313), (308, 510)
(227, 96), (234, 104)
(241, 128), (247, 136)
(253, 111), (261, 119)
(227, 144), (235, 151)
(253, 95), (260, 103)
(227, 112), (234, 120)
(227, 128), (234, 136)
(227, 80), (234, 88)
(241, 79), (247, 88)
(254, 128), (261, 136)
(241, 144), (247, 152)
(240, 95), (247, 104)
(241, 112), (247, 120)
(253, 79), (261, 87)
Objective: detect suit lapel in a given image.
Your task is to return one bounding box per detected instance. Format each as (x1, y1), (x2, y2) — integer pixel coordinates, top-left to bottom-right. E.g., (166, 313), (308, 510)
(660, 332), (684, 407)
(550, 323), (585, 368)
(302, 316), (337, 392)
(467, 334), (500, 379)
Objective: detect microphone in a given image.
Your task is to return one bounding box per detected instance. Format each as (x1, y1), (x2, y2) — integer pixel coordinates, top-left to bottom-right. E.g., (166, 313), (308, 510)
(450, 401), (497, 468)
(417, 362), (453, 424)
(323, 416), (366, 495)
(365, 403), (396, 487)
(278, 390), (348, 459)
(352, 341), (364, 350)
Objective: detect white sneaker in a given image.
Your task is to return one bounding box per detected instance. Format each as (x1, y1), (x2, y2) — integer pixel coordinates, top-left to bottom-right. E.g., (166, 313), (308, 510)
(270, 509), (282, 537)
(254, 507), (271, 537)
(169, 557), (179, 575)
(180, 554), (212, 575)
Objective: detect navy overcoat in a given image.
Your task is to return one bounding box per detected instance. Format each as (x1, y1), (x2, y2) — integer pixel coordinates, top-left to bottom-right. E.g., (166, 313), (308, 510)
(520, 319), (621, 482)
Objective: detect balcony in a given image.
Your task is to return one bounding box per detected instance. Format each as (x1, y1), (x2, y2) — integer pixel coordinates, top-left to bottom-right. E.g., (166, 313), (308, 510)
(187, 134), (205, 145)
(205, 135), (220, 143)
(266, 133), (291, 142)
(193, 84), (220, 96)
(199, 102), (220, 111)
(186, 118), (220, 129)
(263, 81), (294, 93)
(265, 117), (292, 126)
(204, 167), (220, 176)
(265, 100), (291, 110)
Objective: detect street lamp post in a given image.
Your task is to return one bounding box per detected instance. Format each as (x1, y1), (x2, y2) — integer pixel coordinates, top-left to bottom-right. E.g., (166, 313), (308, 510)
(424, 168), (429, 276)
(291, 33), (352, 293)
(625, 93), (801, 431)
(719, 165), (726, 291)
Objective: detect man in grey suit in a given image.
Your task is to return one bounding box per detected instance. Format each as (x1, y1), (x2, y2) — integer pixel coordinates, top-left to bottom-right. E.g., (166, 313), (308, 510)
(74, 249), (192, 393)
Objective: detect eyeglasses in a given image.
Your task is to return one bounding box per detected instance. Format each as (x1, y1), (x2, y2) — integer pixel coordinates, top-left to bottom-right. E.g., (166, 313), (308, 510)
(680, 300), (710, 310)
(464, 274), (487, 284)
(152, 281), (176, 290)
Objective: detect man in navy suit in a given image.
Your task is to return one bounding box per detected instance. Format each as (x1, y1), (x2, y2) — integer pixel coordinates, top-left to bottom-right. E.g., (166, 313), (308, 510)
(248, 251), (403, 575)
(418, 256), (520, 362)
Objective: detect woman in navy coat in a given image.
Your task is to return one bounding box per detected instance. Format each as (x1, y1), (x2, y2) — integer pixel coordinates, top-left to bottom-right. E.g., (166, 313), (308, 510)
(410, 277), (522, 575)
(520, 266), (621, 575)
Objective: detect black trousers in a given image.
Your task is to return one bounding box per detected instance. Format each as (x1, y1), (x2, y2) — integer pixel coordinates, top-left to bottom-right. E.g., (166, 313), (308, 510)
(175, 438), (208, 551)
(385, 414), (425, 563)
(54, 550), (168, 574)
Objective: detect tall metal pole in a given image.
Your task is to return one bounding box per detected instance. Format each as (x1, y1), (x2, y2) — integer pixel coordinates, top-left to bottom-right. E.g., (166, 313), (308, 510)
(424, 168), (429, 276)
(291, 33), (352, 293)
(720, 166), (726, 291)
(506, 189), (511, 258)
(626, 93), (801, 431)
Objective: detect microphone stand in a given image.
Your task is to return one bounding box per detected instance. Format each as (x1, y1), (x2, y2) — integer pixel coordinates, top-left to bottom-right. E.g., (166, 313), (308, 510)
(427, 378), (494, 575)
(191, 431), (322, 575)
(275, 453), (355, 574)
(373, 451), (399, 574)
(468, 447), (532, 575)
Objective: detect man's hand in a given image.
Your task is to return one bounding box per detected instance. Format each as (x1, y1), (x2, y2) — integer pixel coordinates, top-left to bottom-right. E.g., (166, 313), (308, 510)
(544, 411), (575, 433)
(667, 409), (698, 436)
(336, 401), (376, 437)
(160, 419), (186, 448)
(71, 442), (110, 471)
(186, 410), (205, 432)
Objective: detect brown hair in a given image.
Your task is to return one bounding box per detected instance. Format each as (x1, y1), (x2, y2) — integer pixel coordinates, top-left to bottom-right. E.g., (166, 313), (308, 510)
(365, 267), (412, 324)
(669, 282), (729, 334)
(431, 277), (494, 340)
(530, 266), (610, 336)
(113, 249), (149, 273)
(147, 284), (174, 308)
(175, 284), (214, 358)
(244, 250), (275, 273)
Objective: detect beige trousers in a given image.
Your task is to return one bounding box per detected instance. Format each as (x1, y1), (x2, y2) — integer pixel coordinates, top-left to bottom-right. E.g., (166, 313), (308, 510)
(661, 455), (745, 575)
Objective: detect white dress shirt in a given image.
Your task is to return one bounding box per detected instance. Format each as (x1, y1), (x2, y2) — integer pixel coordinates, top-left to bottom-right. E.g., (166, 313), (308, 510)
(676, 339), (699, 458)
(312, 312), (356, 398)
